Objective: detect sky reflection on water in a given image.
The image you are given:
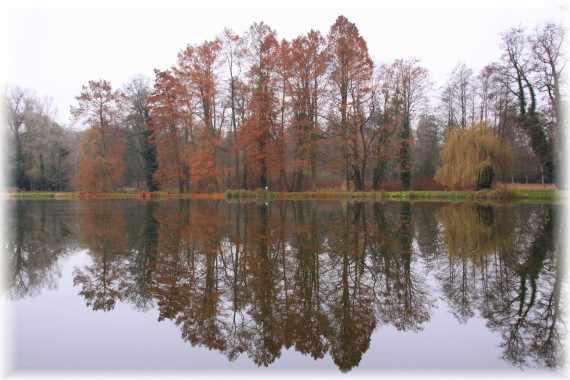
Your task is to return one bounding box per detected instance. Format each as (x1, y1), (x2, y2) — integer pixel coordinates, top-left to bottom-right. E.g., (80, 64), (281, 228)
(3, 199), (565, 374)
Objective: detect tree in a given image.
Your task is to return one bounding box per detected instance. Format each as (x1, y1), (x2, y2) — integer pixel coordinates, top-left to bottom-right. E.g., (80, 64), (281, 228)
(446, 63), (476, 129)
(220, 28), (248, 189)
(392, 59), (430, 190)
(327, 16), (374, 191)
(71, 80), (127, 192)
(123, 75), (158, 191)
(2, 86), (29, 189)
(146, 69), (191, 193)
(412, 112), (441, 180)
(500, 27), (554, 184)
(176, 39), (224, 192)
(282, 30), (328, 191)
(240, 22), (281, 189)
(436, 122), (514, 190)
(3, 86), (75, 191)
(529, 22), (566, 186)
(372, 59), (430, 190)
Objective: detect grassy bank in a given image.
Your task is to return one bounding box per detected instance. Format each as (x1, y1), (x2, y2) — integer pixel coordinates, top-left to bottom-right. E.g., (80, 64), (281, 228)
(6, 188), (562, 203)
(274, 189), (561, 202)
(5, 191), (140, 199)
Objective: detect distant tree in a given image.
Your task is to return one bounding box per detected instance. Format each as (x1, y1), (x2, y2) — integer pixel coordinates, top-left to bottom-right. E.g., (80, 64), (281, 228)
(445, 63), (476, 129)
(2, 86), (28, 189)
(412, 112), (440, 180)
(2, 86), (75, 191)
(436, 122), (514, 190)
(71, 80), (127, 192)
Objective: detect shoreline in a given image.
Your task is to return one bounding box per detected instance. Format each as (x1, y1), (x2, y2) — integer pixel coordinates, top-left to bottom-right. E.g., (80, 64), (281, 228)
(5, 189), (562, 203)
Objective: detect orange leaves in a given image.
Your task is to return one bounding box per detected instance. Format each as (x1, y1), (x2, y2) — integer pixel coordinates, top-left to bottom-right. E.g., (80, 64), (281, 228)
(72, 80), (127, 192)
(147, 40), (227, 193)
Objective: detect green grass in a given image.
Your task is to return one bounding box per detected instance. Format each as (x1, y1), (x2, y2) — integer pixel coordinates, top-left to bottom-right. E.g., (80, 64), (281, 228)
(5, 191), (139, 199)
(276, 189), (560, 203)
(7, 191), (59, 199)
(6, 189), (561, 203)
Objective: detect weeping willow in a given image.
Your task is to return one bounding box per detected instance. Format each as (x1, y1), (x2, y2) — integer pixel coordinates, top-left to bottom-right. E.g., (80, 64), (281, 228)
(435, 123), (514, 190)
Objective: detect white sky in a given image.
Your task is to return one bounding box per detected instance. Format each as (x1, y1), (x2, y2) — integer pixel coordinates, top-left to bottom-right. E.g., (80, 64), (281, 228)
(0, 0), (568, 125)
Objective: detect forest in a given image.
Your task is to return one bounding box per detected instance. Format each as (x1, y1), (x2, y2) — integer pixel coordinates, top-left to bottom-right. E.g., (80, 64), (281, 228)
(2, 16), (565, 193)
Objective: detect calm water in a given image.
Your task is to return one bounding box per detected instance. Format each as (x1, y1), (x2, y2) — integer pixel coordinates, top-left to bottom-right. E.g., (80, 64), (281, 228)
(2, 199), (566, 374)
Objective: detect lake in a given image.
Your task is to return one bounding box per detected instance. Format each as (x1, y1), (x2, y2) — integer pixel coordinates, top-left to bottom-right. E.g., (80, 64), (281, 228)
(2, 199), (565, 375)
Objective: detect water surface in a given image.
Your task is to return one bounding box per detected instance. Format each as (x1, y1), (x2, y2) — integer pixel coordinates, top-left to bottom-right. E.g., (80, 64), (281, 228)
(3, 199), (565, 374)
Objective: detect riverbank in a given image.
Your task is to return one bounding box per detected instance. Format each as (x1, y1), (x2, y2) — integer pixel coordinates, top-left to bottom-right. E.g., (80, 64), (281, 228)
(5, 188), (562, 203)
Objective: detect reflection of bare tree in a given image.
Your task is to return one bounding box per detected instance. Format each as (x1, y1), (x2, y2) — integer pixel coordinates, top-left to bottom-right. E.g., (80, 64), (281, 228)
(432, 203), (563, 368)
(290, 202), (330, 360)
(5, 201), (75, 298)
(368, 202), (433, 332)
(482, 207), (564, 368)
(325, 202), (376, 372)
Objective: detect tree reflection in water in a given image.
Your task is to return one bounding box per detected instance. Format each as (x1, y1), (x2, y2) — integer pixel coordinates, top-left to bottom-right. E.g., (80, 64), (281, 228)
(5, 199), (564, 371)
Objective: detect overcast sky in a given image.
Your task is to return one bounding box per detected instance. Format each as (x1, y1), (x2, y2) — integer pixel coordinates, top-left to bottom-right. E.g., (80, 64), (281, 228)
(0, 0), (568, 125)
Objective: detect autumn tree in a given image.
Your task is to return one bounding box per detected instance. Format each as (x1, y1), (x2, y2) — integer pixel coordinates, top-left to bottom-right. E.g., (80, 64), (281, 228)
(240, 22), (281, 189)
(327, 15), (375, 191)
(282, 30), (328, 191)
(176, 39), (224, 192)
(146, 69), (191, 193)
(71, 80), (127, 192)
(436, 122), (514, 190)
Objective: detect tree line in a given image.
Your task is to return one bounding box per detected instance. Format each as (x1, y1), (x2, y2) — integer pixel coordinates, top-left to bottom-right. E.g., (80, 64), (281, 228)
(2, 16), (565, 192)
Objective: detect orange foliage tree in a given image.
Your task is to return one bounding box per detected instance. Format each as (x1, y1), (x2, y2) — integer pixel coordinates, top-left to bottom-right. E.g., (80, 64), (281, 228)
(282, 30), (328, 191)
(146, 69), (192, 193)
(71, 79), (127, 192)
(176, 39), (225, 192)
(234, 23), (283, 190)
